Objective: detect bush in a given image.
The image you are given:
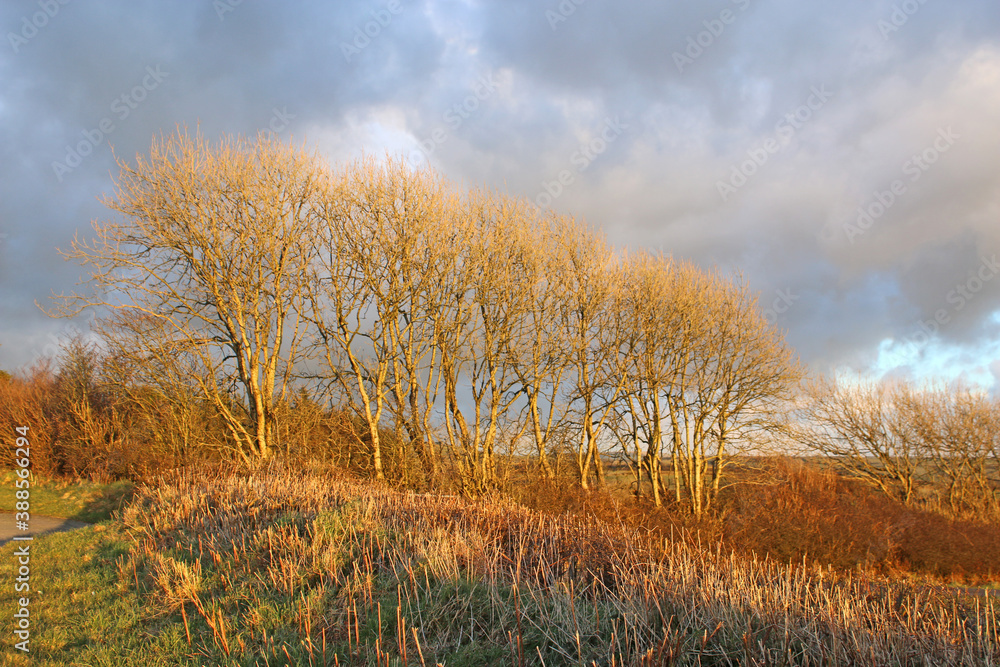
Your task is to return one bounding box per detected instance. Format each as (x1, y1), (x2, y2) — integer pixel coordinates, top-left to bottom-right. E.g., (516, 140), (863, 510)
(513, 458), (1000, 585)
(715, 458), (1000, 583)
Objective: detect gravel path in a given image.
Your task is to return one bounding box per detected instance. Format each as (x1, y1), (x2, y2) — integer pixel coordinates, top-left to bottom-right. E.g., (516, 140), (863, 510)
(0, 511), (89, 546)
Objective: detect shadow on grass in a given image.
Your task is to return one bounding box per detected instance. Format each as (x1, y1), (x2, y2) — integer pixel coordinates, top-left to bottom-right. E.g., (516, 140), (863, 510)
(0, 471), (137, 524)
(66, 480), (137, 523)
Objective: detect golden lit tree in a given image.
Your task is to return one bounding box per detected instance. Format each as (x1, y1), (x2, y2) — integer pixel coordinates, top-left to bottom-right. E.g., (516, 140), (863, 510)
(308, 156), (453, 482)
(52, 131), (325, 462)
(614, 254), (801, 512)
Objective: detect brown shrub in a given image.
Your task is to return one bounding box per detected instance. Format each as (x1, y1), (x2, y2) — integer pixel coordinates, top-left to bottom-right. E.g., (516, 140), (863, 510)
(512, 458), (1000, 585)
(714, 458), (1000, 584)
(0, 363), (65, 477)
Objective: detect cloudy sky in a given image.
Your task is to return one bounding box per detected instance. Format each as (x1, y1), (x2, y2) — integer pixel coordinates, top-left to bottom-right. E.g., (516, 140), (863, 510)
(1, 0), (999, 390)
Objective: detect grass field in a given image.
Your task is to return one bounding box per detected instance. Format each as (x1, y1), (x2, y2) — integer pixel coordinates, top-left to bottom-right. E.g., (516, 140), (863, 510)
(0, 470), (134, 523)
(0, 523), (191, 666)
(3, 464), (996, 666)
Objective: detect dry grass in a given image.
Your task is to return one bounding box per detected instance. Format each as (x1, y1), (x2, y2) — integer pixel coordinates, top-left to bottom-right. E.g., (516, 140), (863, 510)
(119, 463), (999, 665)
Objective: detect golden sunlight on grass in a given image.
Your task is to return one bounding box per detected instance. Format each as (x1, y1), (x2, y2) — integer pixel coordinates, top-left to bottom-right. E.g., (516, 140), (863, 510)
(117, 464), (998, 665)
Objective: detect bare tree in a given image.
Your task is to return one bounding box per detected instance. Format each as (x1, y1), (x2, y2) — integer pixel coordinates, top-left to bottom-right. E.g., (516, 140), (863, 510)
(504, 212), (578, 480)
(796, 376), (922, 504)
(434, 189), (533, 493)
(692, 272), (802, 511)
(898, 383), (999, 517)
(52, 131), (324, 462)
(308, 156), (453, 482)
(613, 250), (681, 507)
(798, 376), (1000, 517)
(613, 255), (801, 512)
(97, 311), (226, 464)
(557, 225), (625, 490)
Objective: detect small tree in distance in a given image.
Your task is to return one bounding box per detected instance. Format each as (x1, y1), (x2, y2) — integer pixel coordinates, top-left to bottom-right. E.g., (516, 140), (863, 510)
(797, 375), (1000, 518)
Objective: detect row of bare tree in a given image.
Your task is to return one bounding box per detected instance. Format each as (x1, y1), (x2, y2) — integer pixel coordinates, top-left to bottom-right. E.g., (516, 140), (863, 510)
(45, 132), (801, 512)
(35, 131), (997, 517)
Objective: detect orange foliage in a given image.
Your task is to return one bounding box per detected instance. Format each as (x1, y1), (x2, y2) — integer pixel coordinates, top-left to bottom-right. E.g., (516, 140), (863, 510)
(515, 458), (1000, 585)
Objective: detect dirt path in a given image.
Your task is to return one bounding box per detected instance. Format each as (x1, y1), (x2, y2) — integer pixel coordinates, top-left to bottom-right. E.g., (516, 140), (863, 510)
(0, 512), (89, 547)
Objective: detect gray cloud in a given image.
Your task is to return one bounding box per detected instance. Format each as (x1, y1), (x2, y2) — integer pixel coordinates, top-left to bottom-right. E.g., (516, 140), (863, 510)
(2, 0), (999, 390)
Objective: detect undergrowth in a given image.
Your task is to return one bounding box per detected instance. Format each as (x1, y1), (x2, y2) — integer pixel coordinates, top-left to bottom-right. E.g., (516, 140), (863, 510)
(515, 459), (1000, 586)
(112, 464), (998, 665)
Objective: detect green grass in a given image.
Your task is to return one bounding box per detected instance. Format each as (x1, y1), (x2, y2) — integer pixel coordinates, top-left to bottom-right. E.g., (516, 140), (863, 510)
(0, 474), (177, 665)
(0, 471), (134, 523)
(0, 524), (191, 666)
